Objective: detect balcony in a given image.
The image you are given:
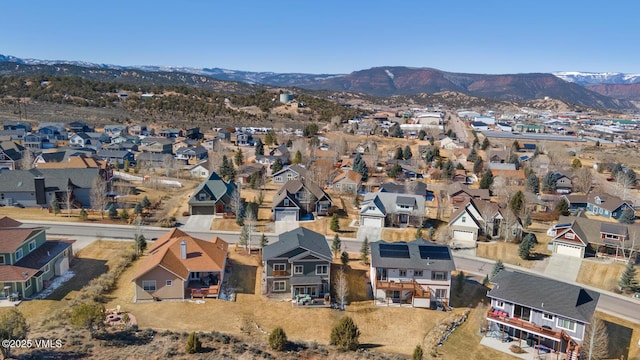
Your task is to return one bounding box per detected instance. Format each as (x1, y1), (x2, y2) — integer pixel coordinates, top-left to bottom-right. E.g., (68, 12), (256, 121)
(272, 270), (288, 277)
(487, 308), (562, 340)
(376, 279), (430, 298)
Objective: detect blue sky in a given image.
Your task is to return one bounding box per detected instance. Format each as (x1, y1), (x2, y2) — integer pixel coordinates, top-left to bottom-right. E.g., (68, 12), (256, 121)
(2, 1), (637, 74)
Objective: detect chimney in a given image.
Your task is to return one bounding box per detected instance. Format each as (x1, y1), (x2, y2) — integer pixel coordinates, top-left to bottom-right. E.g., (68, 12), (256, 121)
(180, 241), (187, 259)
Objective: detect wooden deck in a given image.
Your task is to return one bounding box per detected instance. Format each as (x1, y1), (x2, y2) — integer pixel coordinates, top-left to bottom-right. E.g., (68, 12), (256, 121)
(487, 309), (562, 340)
(376, 280), (430, 298)
(187, 285), (220, 299)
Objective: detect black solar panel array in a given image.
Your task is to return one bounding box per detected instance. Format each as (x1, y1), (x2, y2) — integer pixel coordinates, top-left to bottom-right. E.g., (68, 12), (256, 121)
(418, 245), (450, 260)
(379, 243), (410, 258)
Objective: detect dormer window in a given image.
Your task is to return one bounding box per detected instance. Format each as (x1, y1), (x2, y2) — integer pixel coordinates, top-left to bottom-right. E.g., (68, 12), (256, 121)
(461, 216), (466, 223)
(565, 232), (575, 239)
(284, 199), (290, 206)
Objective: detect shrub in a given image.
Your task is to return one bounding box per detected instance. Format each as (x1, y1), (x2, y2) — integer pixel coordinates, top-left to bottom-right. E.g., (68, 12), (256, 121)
(413, 344), (424, 360)
(79, 208), (88, 220)
(185, 331), (202, 354)
(330, 316), (360, 351)
(182, 211), (190, 217)
(268, 327), (288, 351)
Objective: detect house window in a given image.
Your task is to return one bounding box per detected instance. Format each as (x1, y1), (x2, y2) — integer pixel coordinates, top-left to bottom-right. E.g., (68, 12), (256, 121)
(565, 232), (575, 239)
(435, 289), (447, 299)
(25, 279), (31, 289)
(557, 318), (576, 331)
(142, 280), (157, 292)
(287, 173), (294, 180)
(543, 313), (554, 320)
(399, 269), (407, 277)
(273, 281), (286, 292)
(432, 272), (446, 281)
(461, 216), (466, 223)
(294, 265), (304, 274)
(166, 280), (173, 286)
(198, 193), (206, 201)
(43, 264), (50, 273)
(273, 263), (286, 272)
(495, 300), (505, 308)
(189, 272), (199, 280)
(28, 241), (36, 252)
(414, 270), (423, 277)
(284, 199), (290, 206)
(275, 176), (282, 182)
(316, 265), (328, 275)
(0, 255), (4, 265)
(368, 206), (376, 211)
(15, 249), (23, 261)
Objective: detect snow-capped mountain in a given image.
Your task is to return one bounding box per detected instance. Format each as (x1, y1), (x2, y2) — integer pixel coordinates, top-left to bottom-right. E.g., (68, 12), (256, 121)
(553, 71), (640, 85)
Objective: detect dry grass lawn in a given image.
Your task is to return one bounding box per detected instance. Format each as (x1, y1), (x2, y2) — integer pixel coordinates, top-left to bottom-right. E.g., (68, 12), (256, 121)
(477, 241), (538, 268)
(595, 311), (640, 360)
(576, 259), (637, 292)
(381, 227), (420, 242)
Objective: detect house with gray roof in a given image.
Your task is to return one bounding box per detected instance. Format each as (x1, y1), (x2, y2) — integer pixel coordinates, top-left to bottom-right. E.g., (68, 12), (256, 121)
(487, 270), (599, 356)
(0, 168), (100, 208)
(370, 239), (455, 308)
(261, 227), (332, 302)
(0, 141), (24, 170)
(549, 215), (640, 259)
(187, 172), (236, 215)
(359, 192), (425, 228)
(379, 181), (428, 197)
(272, 164), (307, 184)
(272, 179), (332, 221)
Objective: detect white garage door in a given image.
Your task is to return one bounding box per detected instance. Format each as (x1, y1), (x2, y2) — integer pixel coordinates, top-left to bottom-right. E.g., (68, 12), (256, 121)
(276, 211), (297, 221)
(555, 243), (582, 257)
(362, 217), (383, 228)
(453, 230), (474, 242)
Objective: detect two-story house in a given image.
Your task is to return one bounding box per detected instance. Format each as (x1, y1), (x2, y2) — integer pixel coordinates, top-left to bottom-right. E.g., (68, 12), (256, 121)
(139, 137), (174, 154)
(132, 228), (228, 302)
(0, 217), (73, 300)
(549, 215), (640, 259)
(262, 227), (332, 301)
(359, 192), (426, 228)
(448, 198), (511, 247)
(96, 149), (135, 168)
(370, 239), (455, 308)
(272, 164), (307, 184)
(486, 270), (599, 357)
(331, 170), (362, 194)
(103, 124), (128, 138)
(272, 179), (332, 221)
(447, 182), (490, 210)
(158, 128), (182, 138)
(188, 172), (237, 215)
(174, 145), (208, 165)
(235, 131), (252, 146)
(0, 141), (24, 170)
(68, 121), (94, 133)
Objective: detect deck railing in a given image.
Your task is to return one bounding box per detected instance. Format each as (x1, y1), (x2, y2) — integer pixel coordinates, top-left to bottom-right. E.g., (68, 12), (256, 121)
(376, 279), (430, 298)
(486, 309), (562, 340)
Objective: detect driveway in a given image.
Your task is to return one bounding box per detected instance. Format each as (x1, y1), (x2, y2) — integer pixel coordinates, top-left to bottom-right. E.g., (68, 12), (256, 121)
(274, 221), (298, 234)
(181, 215), (215, 231)
(544, 254), (582, 282)
(357, 225), (382, 243)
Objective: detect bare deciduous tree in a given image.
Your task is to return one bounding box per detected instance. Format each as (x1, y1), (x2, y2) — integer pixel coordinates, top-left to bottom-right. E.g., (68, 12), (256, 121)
(90, 176), (108, 219)
(573, 167), (593, 193)
(580, 316), (609, 360)
(18, 149), (34, 170)
(335, 269), (349, 310)
(65, 186), (73, 218)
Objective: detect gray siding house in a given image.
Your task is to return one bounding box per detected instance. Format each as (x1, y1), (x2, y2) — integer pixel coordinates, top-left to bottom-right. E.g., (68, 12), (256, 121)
(188, 172), (236, 215)
(262, 228), (332, 302)
(487, 271), (599, 358)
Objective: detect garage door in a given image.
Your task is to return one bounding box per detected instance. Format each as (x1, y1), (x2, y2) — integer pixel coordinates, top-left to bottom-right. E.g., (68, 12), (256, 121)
(555, 243), (583, 257)
(191, 206), (215, 215)
(453, 230), (475, 242)
(362, 217), (383, 228)
(276, 211), (297, 221)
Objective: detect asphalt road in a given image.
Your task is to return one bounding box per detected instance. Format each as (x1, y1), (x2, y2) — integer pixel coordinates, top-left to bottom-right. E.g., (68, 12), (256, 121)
(22, 220), (640, 324)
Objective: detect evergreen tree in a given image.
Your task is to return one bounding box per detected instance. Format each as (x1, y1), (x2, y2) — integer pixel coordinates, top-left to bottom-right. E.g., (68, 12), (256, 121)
(255, 138), (264, 156)
(330, 317), (360, 351)
(542, 172), (557, 193)
(527, 173), (540, 193)
(490, 260), (504, 280)
(509, 190), (525, 216)
(234, 148), (244, 166)
(443, 159), (454, 179)
(293, 150), (302, 164)
(387, 163), (402, 178)
(418, 130), (426, 140)
(555, 198), (570, 216)
(482, 274), (490, 286)
(456, 271), (466, 295)
(79, 208), (88, 220)
(360, 237), (369, 264)
(511, 140), (520, 153)
(141, 195), (151, 209)
(286, 138), (293, 148)
(50, 197), (60, 215)
(341, 251), (349, 267)
(119, 209), (129, 222)
(268, 327), (288, 351)
(428, 227), (436, 240)
(330, 213), (340, 232)
(271, 157), (284, 173)
(264, 130), (276, 146)
(219, 155), (236, 181)
(394, 147), (404, 160)
(524, 212), (532, 229)
(108, 204), (118, 219)
(571, 158), (582, 169)
(260, 233), (268, 252)
(479, 169), (494, 190)
(353, 153), (369, 181)
(185, 332), (202, 354)
(415, 226), (423, 240)
(413, 345), (424, 360)
(0, 309), (29, 359)
(467, 147), (477, 162)
(134, 202), (143, 215)
(473, 157), (484, 175)
(619, 207), (635, 224)
(392, 125), (403, 138)
(332, 234), (342, 258)
(518, 234), (535, 260)
(481, 137), (490, 150)
(136, 234), (147, 255)
(618, 261), (638, 292)
(403, 145), (413, 160)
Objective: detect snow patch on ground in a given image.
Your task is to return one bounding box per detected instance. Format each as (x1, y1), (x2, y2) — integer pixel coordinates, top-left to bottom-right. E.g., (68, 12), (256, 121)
(385, 69), (395, 80)
(32, 271), (76, 299)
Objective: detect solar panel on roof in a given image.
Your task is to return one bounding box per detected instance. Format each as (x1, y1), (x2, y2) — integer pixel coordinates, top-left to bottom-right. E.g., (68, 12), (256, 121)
(553, 223), (572, 229)
(418, 245), (450, 260)
(379, 243), (410, 258)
